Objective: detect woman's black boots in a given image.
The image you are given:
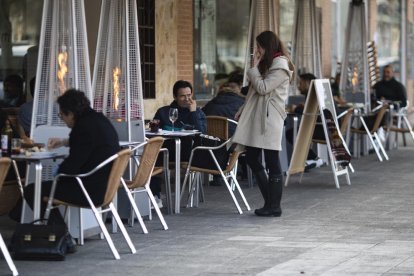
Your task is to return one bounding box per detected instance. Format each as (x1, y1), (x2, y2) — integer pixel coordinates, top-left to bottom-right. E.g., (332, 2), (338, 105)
(255, 173), (283, 217)
(253, 170), (269, 213)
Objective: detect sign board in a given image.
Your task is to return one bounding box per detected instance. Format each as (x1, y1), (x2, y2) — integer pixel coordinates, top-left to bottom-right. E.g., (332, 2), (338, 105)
(285, 79), (352, 189)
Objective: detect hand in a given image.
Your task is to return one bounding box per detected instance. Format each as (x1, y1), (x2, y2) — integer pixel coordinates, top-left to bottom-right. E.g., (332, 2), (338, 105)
(47, 138), (68, 150)
(253, 50), (262, 67)
(188, 98), (197, 112)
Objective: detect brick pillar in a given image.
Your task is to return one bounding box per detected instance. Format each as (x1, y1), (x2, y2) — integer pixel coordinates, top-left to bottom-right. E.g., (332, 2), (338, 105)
(176, 0), (194, 83)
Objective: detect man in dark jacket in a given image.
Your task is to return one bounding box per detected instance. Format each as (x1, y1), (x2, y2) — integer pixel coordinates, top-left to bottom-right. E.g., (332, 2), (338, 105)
(154, 80), (206, 133)
(10, 89), (120, 224)
(202, 73), (245, 136)
(151, 81), (206, 203)
(374, 64), (407, 108)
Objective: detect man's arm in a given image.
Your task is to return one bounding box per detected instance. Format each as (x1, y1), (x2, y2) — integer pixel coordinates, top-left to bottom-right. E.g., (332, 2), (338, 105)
(189, 108), (206, 133)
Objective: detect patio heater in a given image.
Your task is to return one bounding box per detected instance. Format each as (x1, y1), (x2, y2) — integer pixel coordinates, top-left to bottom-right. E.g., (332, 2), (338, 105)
(26, 0), (97, 242)
(92, 0), (147, 221)
(339, 0), (370, 113)
(290, 0), (322, 80)
(31, 0), (92, 137)
(92, 0), (145, 143)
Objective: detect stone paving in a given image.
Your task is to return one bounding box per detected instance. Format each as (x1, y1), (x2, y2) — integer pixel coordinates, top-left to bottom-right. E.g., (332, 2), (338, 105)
(1, 141), (414, 275)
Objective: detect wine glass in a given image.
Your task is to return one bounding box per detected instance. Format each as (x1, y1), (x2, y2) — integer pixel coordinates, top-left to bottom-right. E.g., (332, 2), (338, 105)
(169, 108), (178, 131)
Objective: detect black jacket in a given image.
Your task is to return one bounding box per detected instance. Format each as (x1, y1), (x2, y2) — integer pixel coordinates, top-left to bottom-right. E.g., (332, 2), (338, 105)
(374, 77), (407, 108)
(202, 92), (245, 136)
(56, 108), (120, 206)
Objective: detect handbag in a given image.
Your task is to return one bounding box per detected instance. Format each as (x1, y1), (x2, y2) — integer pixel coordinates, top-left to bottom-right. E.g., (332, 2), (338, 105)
(9, 220), (72, 261)
(191, 134), (230, 170)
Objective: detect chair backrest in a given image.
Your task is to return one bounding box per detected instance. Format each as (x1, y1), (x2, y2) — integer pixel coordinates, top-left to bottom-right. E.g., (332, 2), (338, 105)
(102, 149), (133, 206)
(206, 116), (229, 140)
(0, 158), (11, 193)
(129, 136), (164, 189)
(371, 104), (389, 133)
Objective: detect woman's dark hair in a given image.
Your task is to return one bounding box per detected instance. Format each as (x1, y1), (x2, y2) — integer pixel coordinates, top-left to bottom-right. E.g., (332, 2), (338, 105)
(256, 31), (289, 76)
(173, 80), (193, 97)
(57, 89), (91, 120)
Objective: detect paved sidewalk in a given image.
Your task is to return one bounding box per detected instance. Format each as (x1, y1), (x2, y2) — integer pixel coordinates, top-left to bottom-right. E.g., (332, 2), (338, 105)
(1, 143), (414, 275)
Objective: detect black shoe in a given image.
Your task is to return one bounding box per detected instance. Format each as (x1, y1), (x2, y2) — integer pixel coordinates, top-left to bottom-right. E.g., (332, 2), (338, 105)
(254, 207), (282, 217)
(304, 163), (316, 172)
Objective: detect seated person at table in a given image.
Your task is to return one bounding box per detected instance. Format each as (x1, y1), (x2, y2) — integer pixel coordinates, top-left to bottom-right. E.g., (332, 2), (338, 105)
(373, 64), (407, 109)
(151, 80), (206, 204)
(202, 72), (246, 185)
(0, 74), (25, 107)
(10, 89), (120, 230)
(286, 73), (324, 170)
(202, 72), (245, 136)
(0, 109), (26, 182)
(153, 80), (206, 162)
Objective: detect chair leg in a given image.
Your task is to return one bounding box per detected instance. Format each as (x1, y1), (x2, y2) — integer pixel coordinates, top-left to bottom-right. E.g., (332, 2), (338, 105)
(90, 205), (121, 260)
(164, 167), (173, 215)
(403, 116), (414, 143)
(121, 179), (148, 234)
(230, 171), (251, 211)
(367, 133), (383, 162)
(221, 171), (243, 214)
(109, 203), (137, 254)
(373, 133), (389, 161)
(146, 186), (168, 230)
(0, 234), (19, 276)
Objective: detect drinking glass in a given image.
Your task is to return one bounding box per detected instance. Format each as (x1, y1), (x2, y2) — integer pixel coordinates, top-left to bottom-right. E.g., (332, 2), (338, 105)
(11, 138), (21, 155)
(169, 108), (178, 131)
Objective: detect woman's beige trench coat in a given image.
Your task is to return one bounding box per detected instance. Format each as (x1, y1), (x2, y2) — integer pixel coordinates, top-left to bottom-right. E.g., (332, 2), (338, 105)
(232, 56), (293, 151)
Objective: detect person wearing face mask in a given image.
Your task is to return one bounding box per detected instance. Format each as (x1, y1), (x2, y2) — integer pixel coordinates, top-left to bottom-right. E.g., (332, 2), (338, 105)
(232, 31), (294, 217)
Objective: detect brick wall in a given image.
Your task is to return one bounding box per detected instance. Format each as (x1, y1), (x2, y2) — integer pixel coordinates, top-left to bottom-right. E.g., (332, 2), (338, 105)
(176, 0), (194, 83)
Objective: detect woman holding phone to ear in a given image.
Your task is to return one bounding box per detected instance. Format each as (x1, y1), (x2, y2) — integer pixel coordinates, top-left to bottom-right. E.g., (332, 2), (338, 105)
(233, 31), (294, 217)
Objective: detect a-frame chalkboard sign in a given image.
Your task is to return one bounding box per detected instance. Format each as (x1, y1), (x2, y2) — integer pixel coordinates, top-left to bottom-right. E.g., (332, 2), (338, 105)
(285, 79), (352, 189)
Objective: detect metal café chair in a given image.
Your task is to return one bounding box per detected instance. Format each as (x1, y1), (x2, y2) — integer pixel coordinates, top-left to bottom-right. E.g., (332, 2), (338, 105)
(384, 101), (414, 148)
(181, 116), (251, 214)
(45, 149), (136, 260)
(0, 158), (19, 276)
(351, 103), (389, 162)
(120, 137), (168, 231)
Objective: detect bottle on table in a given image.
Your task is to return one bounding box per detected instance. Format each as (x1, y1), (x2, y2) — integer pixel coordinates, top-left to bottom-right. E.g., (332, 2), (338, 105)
(1, 120), (13, 157)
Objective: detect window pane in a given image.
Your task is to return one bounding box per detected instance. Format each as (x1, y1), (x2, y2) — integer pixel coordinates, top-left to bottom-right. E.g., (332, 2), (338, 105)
(194, 0), (250, 100)
(0, 0), (42, 103)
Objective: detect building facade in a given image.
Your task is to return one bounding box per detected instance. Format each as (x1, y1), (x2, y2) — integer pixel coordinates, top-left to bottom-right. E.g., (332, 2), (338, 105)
(0, 0), (413, 119)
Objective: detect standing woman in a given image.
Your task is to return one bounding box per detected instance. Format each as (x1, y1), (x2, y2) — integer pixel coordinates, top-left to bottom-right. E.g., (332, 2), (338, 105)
(232, 31), (294, 217)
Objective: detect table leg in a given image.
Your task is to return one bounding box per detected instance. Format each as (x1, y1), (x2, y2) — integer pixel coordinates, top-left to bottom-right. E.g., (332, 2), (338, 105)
(174, 138), (181, 214)
(33, 162), (43, 221)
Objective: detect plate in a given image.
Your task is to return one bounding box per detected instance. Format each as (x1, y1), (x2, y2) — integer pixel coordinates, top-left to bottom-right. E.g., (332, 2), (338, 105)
(29, 151), (56, 157)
